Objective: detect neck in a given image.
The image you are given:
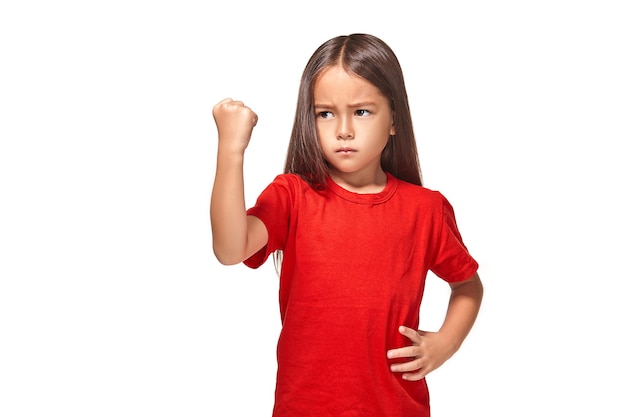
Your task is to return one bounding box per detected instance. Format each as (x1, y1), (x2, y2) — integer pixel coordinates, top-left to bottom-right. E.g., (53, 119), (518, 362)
(329, 168), (387, 194)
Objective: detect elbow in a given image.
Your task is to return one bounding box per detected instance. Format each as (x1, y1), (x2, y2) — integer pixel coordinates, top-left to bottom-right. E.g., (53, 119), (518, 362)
(215, 257), (240, 266)
(212, 246), (244, 266)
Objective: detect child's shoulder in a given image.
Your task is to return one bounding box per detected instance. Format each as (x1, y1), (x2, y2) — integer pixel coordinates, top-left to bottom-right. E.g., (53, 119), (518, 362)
(270, 173), (327, 192)
(261, 173), (311, 196)
(394, 176), (444, 201)
(269, 173), (307, 188)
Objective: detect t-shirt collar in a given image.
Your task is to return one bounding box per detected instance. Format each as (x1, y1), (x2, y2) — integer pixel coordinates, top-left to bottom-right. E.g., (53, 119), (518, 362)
(325, 172), (397, 204)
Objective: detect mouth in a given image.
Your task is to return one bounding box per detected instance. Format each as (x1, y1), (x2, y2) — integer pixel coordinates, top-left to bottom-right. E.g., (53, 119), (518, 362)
(337, 147), (356, 155)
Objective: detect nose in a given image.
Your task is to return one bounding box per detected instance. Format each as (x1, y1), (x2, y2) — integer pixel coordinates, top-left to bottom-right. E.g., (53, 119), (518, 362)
(337, 117), (354, 140)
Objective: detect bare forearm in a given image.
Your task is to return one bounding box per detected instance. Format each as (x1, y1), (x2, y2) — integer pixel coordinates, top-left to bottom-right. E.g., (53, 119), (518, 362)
(210, 150), (248, 264)
(438, 273), (483, 353)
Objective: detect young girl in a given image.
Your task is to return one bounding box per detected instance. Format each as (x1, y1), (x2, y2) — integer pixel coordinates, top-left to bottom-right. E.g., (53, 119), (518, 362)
(211, 33), (483, 417)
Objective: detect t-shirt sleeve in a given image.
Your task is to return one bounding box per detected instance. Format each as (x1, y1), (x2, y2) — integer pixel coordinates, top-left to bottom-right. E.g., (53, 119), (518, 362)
(430, 193), (479, 282)
(243, 175), (293, 269)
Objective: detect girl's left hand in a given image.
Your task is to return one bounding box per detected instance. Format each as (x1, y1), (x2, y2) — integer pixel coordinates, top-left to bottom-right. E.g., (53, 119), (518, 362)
(386, 326), (455, 381)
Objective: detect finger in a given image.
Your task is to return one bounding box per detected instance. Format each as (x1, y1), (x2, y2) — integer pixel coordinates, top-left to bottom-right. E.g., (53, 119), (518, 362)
(213, 98), (231, 117)
(216, 97), (233, 105)
(398, 325), (422, 345)
(389, 358), (421, 373)
(400, 369), (427, 381)
(387, 345), (421, 359)
(389, 356), (430, 381)
(214, 98), (245, 113)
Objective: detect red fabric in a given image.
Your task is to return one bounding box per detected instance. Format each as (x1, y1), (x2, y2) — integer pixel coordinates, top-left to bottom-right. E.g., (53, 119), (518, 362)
(245, 172), (478, 417)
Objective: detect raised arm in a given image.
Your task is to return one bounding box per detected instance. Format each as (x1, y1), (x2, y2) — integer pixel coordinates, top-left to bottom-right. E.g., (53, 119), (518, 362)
(210, 98), (268, 265)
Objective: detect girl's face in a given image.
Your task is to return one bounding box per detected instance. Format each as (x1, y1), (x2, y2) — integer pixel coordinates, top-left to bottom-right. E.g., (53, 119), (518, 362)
(313, 65), (395, 190)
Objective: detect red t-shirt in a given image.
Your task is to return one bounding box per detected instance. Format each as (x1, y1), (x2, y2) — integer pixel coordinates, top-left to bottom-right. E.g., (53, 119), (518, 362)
(245, 172), (478, 417)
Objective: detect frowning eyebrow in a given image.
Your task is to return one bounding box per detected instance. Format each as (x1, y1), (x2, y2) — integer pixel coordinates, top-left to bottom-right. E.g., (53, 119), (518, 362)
(314, 101), (379, 109)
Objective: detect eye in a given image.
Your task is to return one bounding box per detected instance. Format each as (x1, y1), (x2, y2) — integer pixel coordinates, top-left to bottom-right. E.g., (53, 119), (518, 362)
(355, 109), (371, 117)
(317, 111), (333, 119)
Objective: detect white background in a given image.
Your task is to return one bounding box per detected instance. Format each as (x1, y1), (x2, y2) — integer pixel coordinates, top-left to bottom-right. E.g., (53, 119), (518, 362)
(1, 1), (625, 416)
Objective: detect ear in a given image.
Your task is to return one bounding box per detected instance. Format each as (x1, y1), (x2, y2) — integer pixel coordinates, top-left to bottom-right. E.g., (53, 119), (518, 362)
(389, 116), (396, 136)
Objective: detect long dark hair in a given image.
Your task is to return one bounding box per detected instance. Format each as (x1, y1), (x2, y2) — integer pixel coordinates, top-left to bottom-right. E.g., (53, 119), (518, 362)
(283, 33), (423, 188)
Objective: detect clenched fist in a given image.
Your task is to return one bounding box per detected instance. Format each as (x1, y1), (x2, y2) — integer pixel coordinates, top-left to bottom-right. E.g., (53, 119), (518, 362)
(212, 98), (258, 154)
